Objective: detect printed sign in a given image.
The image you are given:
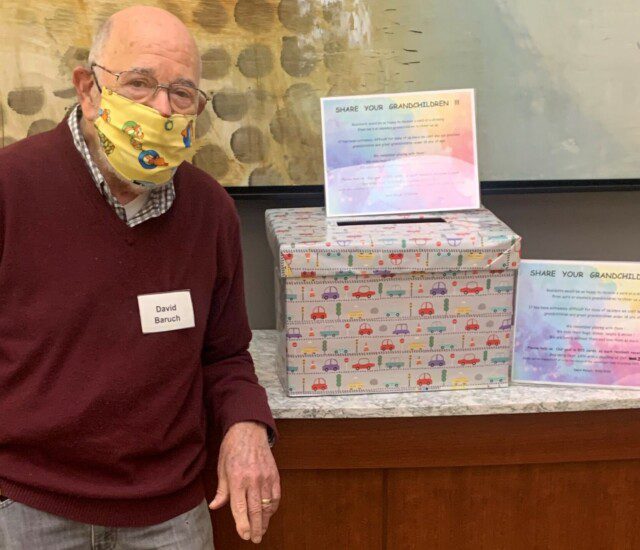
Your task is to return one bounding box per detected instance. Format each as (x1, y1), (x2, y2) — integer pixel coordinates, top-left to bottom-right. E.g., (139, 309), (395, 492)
(321, 89), (480, 217)
(513, 260), (640, 388)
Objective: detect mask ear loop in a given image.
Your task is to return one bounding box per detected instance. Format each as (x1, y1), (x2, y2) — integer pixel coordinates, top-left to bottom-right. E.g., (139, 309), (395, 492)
(90, 66), (103, 94)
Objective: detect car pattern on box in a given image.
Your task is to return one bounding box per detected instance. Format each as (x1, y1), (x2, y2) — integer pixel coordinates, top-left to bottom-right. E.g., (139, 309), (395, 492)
(465, 319), (480, 331)
(269, 209), (519, 275)
(269, 205), (520, 396)
(311, 306), (327, 320)
(460, 281), (483, 294)
(373, 269), (395, 278)
(458, 354), (480, 366)
(418, 302), (435, 316)
(380, 339), (395, 351)
(353, 285), (376, 298)
(430, 282), (448, 295)
(322, 286), (340, 300)
(334, 270), (356, 280)
(495, 285), (513, 293)
(352, 358), (375, 371)
(292, 335), (509, 357)
(486, 334), (501, 346)
(322, 359), (340, 372)
(311, 378), (327, 391)
(386, 286), (406, 297)
(451, 376), (469, 388)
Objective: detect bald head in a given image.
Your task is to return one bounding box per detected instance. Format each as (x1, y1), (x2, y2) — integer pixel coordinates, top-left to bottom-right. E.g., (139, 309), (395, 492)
(89, 5), (201, 80)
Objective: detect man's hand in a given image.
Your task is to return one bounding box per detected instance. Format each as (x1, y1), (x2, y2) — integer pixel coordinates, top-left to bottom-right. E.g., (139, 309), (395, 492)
(209, 421), (280, 544)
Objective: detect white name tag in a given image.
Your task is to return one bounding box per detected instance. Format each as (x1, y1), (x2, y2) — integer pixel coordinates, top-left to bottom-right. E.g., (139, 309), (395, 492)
(137, 290), (195, 334)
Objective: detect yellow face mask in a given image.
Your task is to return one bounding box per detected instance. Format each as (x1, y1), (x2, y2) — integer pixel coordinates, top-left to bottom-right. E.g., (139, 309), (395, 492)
(93, 88), (197, 186)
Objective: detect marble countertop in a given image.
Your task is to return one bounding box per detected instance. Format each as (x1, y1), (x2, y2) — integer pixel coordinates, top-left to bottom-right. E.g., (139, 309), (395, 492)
(250, 330), (640, 419)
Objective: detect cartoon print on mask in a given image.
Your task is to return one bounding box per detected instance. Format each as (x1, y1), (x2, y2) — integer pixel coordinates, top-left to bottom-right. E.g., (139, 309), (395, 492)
(181, 120), (194, 148)
(98, 108), (111, 123)
(96, 127), (115, 156)
(121, 120), (145, 150)
(138, 149), (169, 169)
(93, 88), (195, 184)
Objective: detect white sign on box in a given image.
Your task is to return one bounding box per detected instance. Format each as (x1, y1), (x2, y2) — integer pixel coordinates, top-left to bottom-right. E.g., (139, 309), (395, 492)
(321, 89), (480, 217)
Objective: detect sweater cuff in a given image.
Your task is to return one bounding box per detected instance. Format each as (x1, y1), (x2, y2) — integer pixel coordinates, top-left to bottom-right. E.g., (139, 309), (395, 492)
(217, 393), (279, 448)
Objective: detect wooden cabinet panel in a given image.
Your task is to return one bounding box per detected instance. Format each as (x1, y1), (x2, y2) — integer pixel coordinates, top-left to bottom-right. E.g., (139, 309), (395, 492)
(272, 411), (640, 470)
(386, 460), (640, 550)
(211, 469), (384, 549)
(210, 412), (640, 548)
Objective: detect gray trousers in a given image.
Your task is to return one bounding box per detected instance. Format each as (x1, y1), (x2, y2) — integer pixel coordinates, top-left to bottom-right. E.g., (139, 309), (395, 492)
(0, 497), (214, 549)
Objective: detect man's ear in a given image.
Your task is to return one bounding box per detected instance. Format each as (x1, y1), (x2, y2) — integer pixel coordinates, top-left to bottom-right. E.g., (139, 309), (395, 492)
(72, 66), (101, 122)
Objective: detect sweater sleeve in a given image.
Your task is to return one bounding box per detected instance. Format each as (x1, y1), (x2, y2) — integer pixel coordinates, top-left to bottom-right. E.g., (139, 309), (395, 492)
(201, 203), (278, 449)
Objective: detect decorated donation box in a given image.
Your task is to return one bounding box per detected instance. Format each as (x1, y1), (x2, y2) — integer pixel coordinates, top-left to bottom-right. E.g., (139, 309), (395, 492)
(266, 207), (522, 396)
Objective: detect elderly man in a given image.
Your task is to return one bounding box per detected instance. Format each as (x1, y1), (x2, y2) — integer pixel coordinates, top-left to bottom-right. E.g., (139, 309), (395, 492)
(0, 5), (279, 548)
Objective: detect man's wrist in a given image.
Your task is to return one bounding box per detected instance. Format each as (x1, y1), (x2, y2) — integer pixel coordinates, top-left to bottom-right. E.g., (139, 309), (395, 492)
(227, 420), (275, 447)
(251, 420), (275, 447)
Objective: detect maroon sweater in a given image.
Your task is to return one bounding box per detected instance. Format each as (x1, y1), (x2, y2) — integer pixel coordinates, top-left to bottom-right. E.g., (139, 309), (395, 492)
(0, 121), (276, 526)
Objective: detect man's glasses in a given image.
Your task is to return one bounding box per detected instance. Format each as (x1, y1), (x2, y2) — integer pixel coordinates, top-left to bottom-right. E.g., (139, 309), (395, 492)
(91, 63), (209, 115)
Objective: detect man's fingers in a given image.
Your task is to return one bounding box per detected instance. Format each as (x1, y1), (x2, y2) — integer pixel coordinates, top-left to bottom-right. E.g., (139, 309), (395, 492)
(209, 474), (230, 510)
(229, 483), (251, 541)
(214, 422), (281, 543)
(260, 480), (280, 535)
(271, 478), (281, 511)
(247, 487), (264, 544)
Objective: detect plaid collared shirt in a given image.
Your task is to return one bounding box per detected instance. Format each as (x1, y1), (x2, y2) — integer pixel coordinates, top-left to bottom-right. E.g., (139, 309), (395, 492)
(67, 105), (175, 227)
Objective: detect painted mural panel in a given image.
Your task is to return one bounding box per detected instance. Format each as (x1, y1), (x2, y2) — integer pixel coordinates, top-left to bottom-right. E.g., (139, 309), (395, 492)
(1, 1), (639, 185)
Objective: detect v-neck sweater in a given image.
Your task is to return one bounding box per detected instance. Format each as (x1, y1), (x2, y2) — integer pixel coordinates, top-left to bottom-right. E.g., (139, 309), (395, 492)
(0, 121), (276, 527)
